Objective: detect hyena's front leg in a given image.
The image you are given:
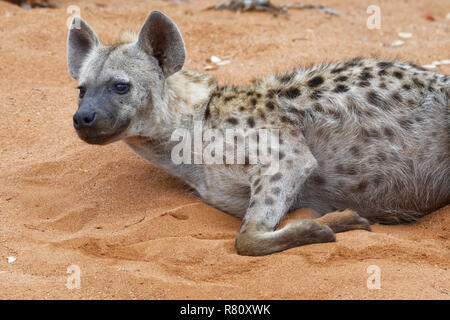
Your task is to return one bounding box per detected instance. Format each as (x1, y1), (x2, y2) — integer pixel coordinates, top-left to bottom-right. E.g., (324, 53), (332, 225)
(236, 140), (335, 256)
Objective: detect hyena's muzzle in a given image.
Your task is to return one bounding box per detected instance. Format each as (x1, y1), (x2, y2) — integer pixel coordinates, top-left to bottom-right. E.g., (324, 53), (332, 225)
(73, 87), (131, 145)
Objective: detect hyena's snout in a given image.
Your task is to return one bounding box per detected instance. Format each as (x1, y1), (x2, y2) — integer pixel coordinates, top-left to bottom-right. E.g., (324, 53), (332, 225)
(73, 107), (97, 129)
(73, 101), (131, 145)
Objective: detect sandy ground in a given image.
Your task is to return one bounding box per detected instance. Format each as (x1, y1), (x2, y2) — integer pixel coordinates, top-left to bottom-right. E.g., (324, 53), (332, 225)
(0, 0), (449, 299)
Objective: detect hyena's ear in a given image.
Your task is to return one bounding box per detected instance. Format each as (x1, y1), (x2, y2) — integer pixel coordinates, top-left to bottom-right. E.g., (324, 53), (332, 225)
(67, 17), (100, 80)
(136, 11), (186, 78)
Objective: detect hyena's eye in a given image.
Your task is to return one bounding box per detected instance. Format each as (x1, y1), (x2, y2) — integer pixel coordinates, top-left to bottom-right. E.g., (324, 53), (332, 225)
(113, 83), (130, 95)
(78, 86), (86, 99)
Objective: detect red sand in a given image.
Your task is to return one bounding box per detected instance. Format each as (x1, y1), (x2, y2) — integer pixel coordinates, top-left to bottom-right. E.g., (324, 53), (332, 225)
(0, 0), (448, 299)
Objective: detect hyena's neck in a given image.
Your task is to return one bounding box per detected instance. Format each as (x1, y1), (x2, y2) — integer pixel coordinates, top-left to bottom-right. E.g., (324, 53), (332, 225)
(166, 69), (218, 123)
(123, 69), (218, 185)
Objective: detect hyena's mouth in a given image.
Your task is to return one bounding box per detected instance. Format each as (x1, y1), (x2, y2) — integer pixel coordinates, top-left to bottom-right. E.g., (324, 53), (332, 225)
(76, 119), (131, 145)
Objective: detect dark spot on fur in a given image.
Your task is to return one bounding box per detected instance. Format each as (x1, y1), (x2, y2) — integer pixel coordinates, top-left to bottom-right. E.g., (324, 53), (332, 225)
(409, 63), (428, 72)
(279, 72), (295, 83)
(352, 180), (369, 192)
(359, 72), (373, 81)
(345, 58), (361, 67)
(391, 92), (403, 103)
(383, 127), (394, 139)
(265, 197), (274, 205)
(349, 146), (360, 157)
(279, 152), (285, 160)
(204, 105), (210, 120)
(254, 185), (262, 194)
(373, 174), (382, 186)
(369, 129), (380, 139)
(364, 109), (374, 117)
(313, 103), (324, 113)
(377, 61), (393, 69)
(379, 82), (387, 90)
(335, 164), (357, 175)
(334, 164), (345, 174)
(247, 117), (255, 128)
(290, 129), (302, 137)
(359, 127), (371, 142)
(358, 81), (371, 87)
(280, 116), (295, 125)
(249, 200), (256, 208)
(402, 84), (411, 91)
(251, 98), (257, 106)
(266, 101), (275, 110)
(308, 76), (324, 88)
(413, 78), (424, 88)
(310, 90), (322, 100)
(335, 76), (348, 82)
(271, 187), (281, 195)
(399, 118), (414, 130)
(282, 87), (301, 99)
(227, 117), (239, 125)
(287, 107), (304, 120)
(331, 67), (345, 74)
(334, 84), (350, 93)
(393, 71), (403, 79)
(258, 110), (266, 120)
(270, 172), (282, 182)
(376, 152), (386, 162)
(311, 174), (326, 185)
(367, 90), (391, 110)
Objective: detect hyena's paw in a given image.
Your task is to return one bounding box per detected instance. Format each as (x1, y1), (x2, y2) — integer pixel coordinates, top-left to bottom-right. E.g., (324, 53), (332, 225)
(339, 210), (371, 232)
(286, 219), (336, 246)
(317, 209), (371, 233)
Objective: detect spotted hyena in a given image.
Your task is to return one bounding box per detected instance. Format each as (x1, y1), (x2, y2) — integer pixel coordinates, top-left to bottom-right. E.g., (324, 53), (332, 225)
(67, 11), (449, 255)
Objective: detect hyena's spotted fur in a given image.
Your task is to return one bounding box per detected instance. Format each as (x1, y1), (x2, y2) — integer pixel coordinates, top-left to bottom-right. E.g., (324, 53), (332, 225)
(67, 11), (450, 255)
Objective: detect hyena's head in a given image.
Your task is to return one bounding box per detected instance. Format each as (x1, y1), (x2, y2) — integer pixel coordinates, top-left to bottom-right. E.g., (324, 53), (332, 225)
(67, 11), (185, 144)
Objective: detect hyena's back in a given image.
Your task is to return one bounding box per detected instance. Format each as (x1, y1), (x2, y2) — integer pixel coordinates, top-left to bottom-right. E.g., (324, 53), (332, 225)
(282, 59), (450, 223)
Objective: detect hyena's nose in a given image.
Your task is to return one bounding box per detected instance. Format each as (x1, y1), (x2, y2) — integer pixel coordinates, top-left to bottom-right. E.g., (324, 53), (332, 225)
(73, 109), (97, 129)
